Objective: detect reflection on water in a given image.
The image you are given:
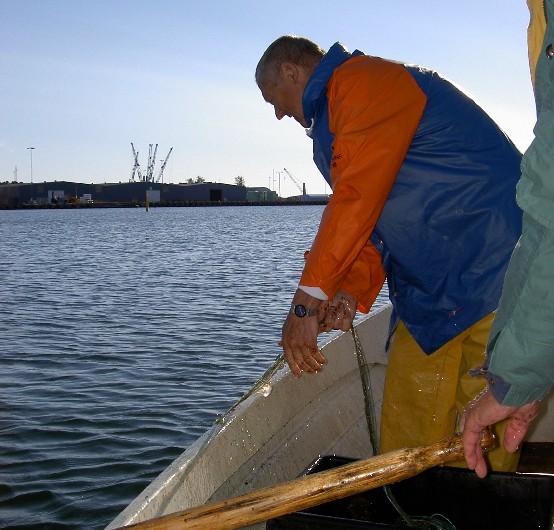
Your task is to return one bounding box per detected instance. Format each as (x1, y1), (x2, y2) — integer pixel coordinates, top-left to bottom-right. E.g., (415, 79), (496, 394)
(0, 206), (387, 529)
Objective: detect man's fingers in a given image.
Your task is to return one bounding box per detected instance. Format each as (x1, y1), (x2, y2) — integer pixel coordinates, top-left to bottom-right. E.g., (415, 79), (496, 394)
(461, 397), (492, 479)
(462, 430), (478, 469)
(503, 419), (529, 453)
(310, 347), (327, 365)
(334, 299), (355, 331)
(464, 429), (488, 478)
(285, 345), (326, 374)
(503, 400), (540, 452)
(299, 346), (324, 372)
(283, 344), (323, 375)
(289, 348), (311, 374)
(462, 420), (483, 469)
(463, 428), (489, 478)
(283, 350), (302, 377)
(460, 390), (542, 478)
(320, 297), (356, 332)
(337, 318), (351, 331)
(474, 453), (488, 479)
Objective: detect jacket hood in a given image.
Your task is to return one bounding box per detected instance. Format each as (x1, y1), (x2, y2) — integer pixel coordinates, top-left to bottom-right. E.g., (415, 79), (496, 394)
(303, 42), (356, 124)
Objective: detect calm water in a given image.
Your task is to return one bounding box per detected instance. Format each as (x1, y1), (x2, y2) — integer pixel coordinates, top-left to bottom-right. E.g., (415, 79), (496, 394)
(0, 206), (387, 529)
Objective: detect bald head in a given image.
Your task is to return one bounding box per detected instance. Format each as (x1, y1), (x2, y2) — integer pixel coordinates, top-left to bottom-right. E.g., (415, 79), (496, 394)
(255, 35), (325, 88)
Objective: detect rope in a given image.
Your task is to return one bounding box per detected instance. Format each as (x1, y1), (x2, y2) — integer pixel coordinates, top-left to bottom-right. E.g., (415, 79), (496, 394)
(351, 325), (456, 530)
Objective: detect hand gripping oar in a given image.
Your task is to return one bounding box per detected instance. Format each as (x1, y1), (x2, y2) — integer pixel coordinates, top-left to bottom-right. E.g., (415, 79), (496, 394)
(115, 432), (495, 530)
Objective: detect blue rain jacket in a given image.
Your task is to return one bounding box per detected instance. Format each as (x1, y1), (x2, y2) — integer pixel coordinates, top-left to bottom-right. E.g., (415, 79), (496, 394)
(304, 43), (523, 353)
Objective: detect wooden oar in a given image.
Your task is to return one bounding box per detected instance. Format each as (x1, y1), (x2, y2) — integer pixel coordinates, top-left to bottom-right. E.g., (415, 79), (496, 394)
(116, 432), (495, 530)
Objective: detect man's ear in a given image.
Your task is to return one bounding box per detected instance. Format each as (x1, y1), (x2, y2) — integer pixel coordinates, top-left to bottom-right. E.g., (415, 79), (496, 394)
(280, 62), (300, 83)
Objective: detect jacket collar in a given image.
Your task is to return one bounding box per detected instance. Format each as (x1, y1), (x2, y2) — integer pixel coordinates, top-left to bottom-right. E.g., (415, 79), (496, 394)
(302, 42), (355, 125)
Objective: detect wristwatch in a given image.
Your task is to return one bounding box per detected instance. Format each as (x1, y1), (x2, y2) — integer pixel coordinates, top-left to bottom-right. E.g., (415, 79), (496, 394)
(290, 303), (318, 318)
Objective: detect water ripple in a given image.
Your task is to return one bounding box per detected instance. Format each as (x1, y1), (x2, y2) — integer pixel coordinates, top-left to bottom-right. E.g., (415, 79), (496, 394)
(0, 206), (388, 529)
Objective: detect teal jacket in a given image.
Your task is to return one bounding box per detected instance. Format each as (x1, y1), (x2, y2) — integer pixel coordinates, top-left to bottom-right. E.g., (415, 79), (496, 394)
(517, 1), (554, 229)
(487, 0), (554, 406)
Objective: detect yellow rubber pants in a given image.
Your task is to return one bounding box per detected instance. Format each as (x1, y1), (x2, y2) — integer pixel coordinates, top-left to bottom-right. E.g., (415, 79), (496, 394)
(380, 313), (520, 471)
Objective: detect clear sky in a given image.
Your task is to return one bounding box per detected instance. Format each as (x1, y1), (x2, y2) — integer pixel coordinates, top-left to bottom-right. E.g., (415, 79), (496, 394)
(0, 0), (536, 197)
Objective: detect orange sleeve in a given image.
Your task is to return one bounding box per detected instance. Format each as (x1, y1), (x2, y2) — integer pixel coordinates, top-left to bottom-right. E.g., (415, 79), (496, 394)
(300, 55), (426, 302)
(339, 240), (386, 313)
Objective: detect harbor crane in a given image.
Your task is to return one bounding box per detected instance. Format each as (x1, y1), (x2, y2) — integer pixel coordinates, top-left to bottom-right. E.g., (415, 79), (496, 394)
(157, 147), (173, 183)
(130, 143), (143, 182)
(283, 167), (306, 196)
(146, 144), (158, 182)
(129, 143), (173, 183)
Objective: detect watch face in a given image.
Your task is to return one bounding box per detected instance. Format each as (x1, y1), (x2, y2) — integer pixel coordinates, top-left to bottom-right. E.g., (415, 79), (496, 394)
(294, 304), (307, 317)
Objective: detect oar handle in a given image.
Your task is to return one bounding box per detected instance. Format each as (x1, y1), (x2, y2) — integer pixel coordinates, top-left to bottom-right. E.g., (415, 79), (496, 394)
(116, 432), (495, 530)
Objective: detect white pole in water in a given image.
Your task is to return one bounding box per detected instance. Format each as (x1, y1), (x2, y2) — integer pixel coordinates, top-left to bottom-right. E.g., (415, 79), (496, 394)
(27, 146), (35, 184)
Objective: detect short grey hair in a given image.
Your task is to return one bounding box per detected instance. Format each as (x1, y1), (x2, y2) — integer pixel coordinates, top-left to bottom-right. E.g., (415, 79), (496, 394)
(255, 35), (325, 87)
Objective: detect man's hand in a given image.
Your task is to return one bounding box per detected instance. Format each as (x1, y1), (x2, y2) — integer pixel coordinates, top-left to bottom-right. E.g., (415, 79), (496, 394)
(461, 388), (541, 478)
(320, 290), (357, 332)
(280, 289), (327, 377)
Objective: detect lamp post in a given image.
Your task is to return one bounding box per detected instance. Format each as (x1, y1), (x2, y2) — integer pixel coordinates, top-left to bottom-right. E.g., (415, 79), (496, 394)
(26, 146), (35, 184)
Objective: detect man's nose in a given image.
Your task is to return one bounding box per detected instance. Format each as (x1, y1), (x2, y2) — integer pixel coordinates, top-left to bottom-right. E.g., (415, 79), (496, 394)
(275, 107), (285, 120)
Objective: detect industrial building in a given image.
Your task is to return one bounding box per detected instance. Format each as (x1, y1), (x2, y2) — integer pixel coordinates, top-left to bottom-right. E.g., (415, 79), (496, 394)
(246, 187), (279, 202)
(0, 181), (248, 208)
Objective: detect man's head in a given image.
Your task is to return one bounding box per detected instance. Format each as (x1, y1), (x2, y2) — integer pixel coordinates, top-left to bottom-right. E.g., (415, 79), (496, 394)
(256, 36), (325, 128)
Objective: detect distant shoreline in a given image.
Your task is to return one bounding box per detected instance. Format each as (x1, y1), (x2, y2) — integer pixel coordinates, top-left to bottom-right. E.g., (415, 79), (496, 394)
(0, 199), (329, 211)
